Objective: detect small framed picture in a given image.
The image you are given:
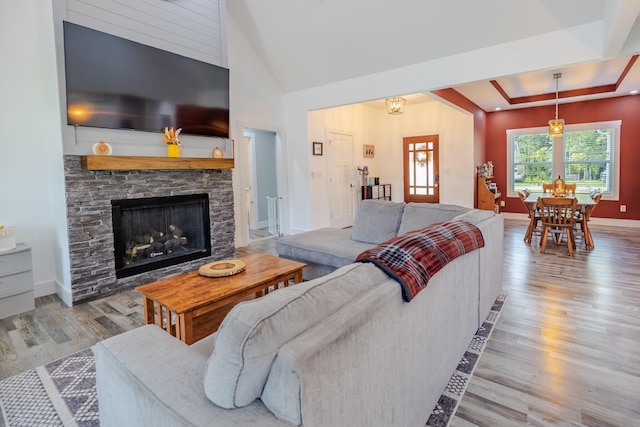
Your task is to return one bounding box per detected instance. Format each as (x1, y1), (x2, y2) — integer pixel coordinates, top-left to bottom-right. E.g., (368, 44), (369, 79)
(313, 141), (323, 156)
(363, 144), (375, 158)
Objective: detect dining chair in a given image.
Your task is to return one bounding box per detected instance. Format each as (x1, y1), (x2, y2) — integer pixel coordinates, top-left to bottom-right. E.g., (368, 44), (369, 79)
(574, 192), (602, 250)
(537, 196), (578, 256)
(541, 183), (554, 193)
(564, 183), (577, 195)
(518, 190), (541, 244)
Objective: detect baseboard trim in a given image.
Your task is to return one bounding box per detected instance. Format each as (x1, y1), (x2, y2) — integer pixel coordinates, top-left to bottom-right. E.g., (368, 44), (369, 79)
(55, 282), (73, 307)
(34, 280), (57, 298)
(35, 279), (73, 307)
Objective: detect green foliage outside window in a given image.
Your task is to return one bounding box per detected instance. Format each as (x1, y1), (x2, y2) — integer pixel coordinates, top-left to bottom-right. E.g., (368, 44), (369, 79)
(564, 129), (611, 188)
(512, 133), (553, 187)
(510, 127), (613, 194)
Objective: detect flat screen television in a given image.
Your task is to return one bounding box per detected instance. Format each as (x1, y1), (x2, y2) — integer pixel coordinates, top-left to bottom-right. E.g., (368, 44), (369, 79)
(62, 21), (230, 138)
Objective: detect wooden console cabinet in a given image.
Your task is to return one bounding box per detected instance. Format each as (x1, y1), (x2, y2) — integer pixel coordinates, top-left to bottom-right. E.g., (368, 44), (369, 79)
(477, 176), (501, 212)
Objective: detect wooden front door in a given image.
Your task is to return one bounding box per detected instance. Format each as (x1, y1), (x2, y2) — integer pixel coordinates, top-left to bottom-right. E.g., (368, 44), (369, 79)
(403, 135), (439, 203)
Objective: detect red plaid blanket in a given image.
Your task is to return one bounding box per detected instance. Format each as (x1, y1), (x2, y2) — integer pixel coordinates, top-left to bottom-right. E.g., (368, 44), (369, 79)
(355, 221), (484, 302)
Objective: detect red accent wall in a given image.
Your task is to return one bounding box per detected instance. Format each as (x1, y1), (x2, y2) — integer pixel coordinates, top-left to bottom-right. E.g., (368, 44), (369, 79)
(485, 95), (640, 220)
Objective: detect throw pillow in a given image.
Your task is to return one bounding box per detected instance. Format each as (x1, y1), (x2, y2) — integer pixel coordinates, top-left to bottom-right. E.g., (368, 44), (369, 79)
(352, 200), (405, 244)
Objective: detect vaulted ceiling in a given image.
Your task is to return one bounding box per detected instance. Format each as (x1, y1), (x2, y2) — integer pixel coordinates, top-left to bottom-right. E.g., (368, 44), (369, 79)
(228, 0), (640, 111)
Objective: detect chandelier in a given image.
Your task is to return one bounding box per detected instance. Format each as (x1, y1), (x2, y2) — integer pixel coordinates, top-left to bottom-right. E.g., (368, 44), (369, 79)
(548, 73), (564, 138)
(385, 97), (406, 115)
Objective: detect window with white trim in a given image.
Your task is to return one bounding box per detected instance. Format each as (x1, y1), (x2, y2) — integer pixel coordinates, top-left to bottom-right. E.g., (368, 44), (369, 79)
(506, 121), (620, 200)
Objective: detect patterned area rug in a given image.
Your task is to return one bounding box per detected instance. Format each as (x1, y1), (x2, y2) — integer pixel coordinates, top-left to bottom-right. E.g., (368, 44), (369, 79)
(0, 348), (98, 427)
(0, 293), (507, 427)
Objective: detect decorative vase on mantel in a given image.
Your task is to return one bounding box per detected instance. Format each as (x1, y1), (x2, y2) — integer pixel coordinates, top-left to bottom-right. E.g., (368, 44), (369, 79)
(163, 127), (183, 157)
(167, 143), (183, 158)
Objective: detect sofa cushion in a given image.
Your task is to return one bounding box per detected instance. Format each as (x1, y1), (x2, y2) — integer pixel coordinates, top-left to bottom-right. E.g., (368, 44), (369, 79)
(276, 227), (374, 269)
(352, 200), (405, 244)
(452, 209), (496, 225)
(397, 202), (469, 235)
(203, 263), (386, 409)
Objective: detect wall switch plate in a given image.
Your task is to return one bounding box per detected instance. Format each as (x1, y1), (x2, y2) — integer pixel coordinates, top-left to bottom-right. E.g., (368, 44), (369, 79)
(620, 204), (627, 212)
(500, 200), (505, 206)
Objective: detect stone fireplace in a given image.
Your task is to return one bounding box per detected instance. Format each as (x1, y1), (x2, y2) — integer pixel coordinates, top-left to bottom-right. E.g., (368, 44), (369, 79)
(63, 155), (235, 304)
(111, 193), (212, 278)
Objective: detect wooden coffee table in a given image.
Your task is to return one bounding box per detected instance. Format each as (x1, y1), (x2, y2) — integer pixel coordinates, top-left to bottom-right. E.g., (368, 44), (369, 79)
(136, 253), (306, 344)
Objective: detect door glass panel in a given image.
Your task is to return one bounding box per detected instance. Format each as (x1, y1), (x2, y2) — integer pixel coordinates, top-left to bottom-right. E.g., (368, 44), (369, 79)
(416, 156), (426, 186)
(409, 152), (415, 186)
(428, 142), (433, 150)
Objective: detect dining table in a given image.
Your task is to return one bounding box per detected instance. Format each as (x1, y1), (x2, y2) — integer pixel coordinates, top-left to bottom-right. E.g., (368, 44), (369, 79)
(523, 192), (597, 250)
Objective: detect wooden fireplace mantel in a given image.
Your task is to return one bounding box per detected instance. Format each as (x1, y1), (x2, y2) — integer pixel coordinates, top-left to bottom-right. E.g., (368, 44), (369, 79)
(80, 155), (234, 171)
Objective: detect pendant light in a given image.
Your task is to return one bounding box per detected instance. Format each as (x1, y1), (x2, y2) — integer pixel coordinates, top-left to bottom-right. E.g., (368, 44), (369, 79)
(385, 97), (406, 115)
(548, 73), (564, 138)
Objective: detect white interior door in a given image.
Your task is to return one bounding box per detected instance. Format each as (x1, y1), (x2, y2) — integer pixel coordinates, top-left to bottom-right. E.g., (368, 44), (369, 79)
(328, 132), (354, 228)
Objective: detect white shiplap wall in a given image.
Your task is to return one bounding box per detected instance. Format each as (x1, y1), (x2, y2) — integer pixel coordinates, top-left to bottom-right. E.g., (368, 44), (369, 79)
(65, 0), (225, 66)
(55, 0), (229, 156)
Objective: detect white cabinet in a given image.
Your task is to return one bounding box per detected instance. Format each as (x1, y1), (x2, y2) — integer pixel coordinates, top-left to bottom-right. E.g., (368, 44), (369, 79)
(0, 244), (34, 319)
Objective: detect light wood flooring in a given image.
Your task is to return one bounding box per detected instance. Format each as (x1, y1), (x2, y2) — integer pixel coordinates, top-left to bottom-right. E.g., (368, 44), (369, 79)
(452, 219), (640, 426)
(0, 219), (638, 426)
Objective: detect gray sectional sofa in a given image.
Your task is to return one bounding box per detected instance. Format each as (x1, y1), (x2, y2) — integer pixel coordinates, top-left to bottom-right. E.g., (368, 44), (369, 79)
(95, 200), (504, 427)
(277, 200), (504, 325)
(276, 200), (480, 280)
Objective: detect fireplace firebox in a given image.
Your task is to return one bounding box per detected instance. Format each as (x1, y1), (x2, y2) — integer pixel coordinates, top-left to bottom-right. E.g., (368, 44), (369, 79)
(111, 194), (211, 278)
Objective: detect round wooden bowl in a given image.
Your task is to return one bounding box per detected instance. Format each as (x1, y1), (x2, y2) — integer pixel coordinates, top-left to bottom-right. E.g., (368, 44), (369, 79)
(198, 259), (246, 277)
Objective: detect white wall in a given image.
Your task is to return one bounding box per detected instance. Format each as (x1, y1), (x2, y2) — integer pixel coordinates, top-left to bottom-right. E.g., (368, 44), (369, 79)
(373, 101), (475, 208)
(302, 99), (474, 232)
(306, 103), (376, 229)
(226, 12), (286, 247)
(1, 0), (65, 300)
